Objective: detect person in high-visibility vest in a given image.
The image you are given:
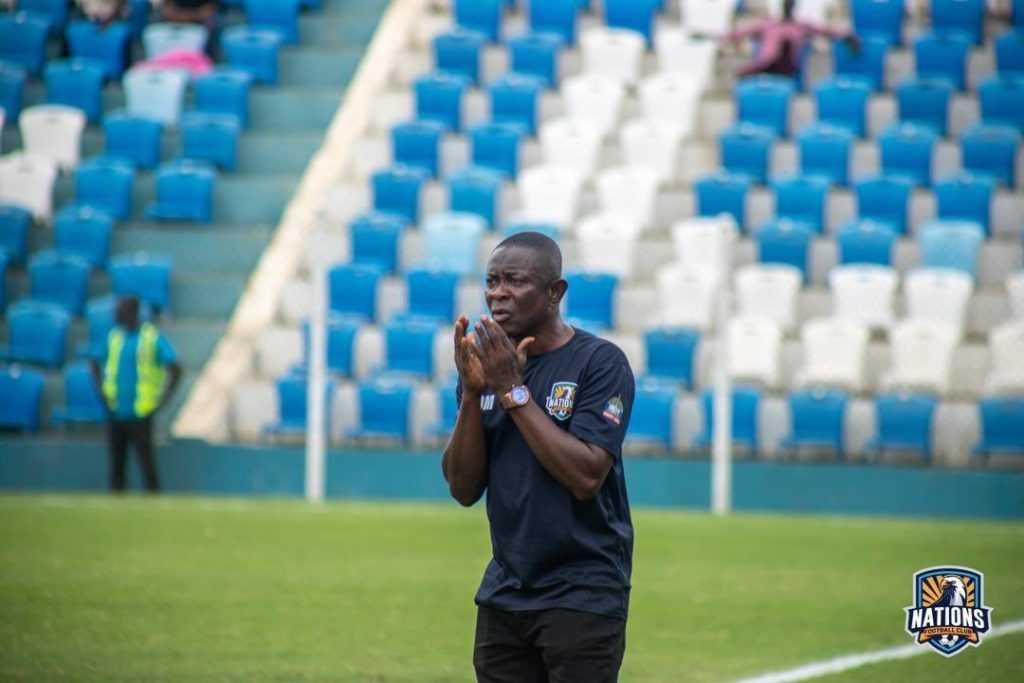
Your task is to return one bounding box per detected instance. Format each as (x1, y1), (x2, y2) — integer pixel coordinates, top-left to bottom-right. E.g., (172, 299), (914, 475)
(89, 296), (182, 492)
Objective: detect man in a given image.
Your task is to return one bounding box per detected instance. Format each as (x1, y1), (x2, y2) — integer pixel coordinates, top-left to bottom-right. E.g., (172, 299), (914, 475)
(442, 232), (636, 682)
(90, 296), (182, 493)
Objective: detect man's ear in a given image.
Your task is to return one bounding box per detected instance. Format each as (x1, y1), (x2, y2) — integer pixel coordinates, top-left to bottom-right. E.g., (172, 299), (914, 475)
(549, 279), (568, 306)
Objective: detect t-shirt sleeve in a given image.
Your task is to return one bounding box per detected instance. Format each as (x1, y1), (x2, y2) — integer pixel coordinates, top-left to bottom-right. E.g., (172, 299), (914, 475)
(568, 347), (636, 459)
(156, 333), (178, 366)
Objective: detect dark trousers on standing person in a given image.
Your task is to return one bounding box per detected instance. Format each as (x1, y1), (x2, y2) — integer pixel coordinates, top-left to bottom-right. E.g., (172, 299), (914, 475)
(474, 605), (627, 683)
(108, 417), (159, 492)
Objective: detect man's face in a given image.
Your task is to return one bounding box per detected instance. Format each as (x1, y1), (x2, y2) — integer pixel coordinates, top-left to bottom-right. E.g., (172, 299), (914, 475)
(115, 298), (140, 329)
(484, 246), (554, 339)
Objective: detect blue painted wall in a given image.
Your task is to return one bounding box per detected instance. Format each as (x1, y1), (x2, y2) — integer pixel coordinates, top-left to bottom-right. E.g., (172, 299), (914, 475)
(1, 438), (1022, 519)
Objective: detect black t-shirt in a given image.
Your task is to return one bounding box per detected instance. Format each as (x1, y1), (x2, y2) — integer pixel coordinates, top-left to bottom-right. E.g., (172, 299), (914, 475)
(456, 328), (636, 620)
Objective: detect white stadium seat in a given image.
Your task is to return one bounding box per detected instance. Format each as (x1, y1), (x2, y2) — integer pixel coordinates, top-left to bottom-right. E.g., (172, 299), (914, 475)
(734, 264), (803, 331)
(576, 212), (642, 279)
(985, 320), (1024, 395)
(231, 379), (278, 442)
(0, 152), (59, 222)
(671, 216), (738, 282)
(539, 117), (605, 176)
(517, 164), (585, 227)
(639, 73), (703, 139)
(562, 74), (626, 135)
(620, 119), (683, 183)
(580, 27), (647, 85)
(655, 30), (718, 92)
(882, 320), (960, 396)
(596, 165), (661, 231)
(257, 326), (304, 379)
(682, 0), (737, 37)
(18, 105), (86, 172)
(904, 268), (974, 336)
(1007, 271), (1024, 319)
(656, 263), (719, 330)
(829, 265), (898, 331)
(766, 0), (835, 24)
(728, 315), (783, 388)
(795, 317), (870, 392)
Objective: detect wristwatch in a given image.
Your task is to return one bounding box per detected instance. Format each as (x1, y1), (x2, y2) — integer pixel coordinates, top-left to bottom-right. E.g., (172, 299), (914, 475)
(500, 385), (531, 411)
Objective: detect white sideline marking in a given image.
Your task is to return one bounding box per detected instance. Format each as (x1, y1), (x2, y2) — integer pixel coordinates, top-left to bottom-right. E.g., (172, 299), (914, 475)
(734, 619), (1024, 683)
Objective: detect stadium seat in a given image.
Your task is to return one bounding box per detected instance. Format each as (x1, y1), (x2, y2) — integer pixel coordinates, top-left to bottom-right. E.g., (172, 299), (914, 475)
(470, 122), (523, 179)
(719, 123), (774, 185)
(0, 61), (26, 122)
(879, 123), (937, 187)
(422, 212), (486, 275)
(350, 212), (404, 274)
(0, 251), (7, 312)
(896, 78), (953, 136)
(979, 77), (1024, 131)
(905, 267), (974, 333)
(605, 0), (659, 46)
(576, 213), (641, 279)
(103, 112), (163, 169)
(517, 164), (584, 226)
(302, 314), (361, 377)
(391, 120), (444, 178)
(562, 74), (626, 135)
(78, 296), (116, 359)
(454, 0), (502, 42)
(644, 328), (701, 388)
(244, 0), (300, 44)
(639, 72), (702, 139)
(656, 264), (718, 331)
(671, 216), (738, 282)
(931, 0), (984, 45)
(433, 28), (486, 85)
(736, 76), (794, 137)
(110, 252), (173, 313)
(29, 249), (90, 315)
(829, 264), (898, 330)
(883, 319), (959, 394)
(19, 0), (68, 34)
(837, 220), (897, 266)
(1008, 271), (1024, 318)
(448, 166), (503, 228)
(0, 204), (31, 265)
(528, 0), (579, 45)
(913, 31), (971, 91)
(123, 67), (189, 126)
(181, 113), (242, 171)
(502, 221), (561, 241)
(934, 174), (994, 234)
(996, 30), (1024, 78)
(372, 165), (429, 225)
(405, 268), (459, 323)
(258, 326), (304, 383)
(694, 386), (762, 455)
(194, 69), (253, 128)
(146, 160), (216, 223)
(19, 105), (86, 171)
(813, 76), (871, 137)
(539, 117), (604, 175)
(352, 374), (415, 443)
(854, 175), (913, 234)
(384, 317), (438, 379)
(0, 365), (45, 432)
(797, 123), (854, 186)
(52, 361), (106, 424)
(985, 320), (1024, 394)
(75, 156), (135, 220)
(796, 317), (869, 392)
(1016, 0), (1024, 27)
(621, 120), (683, 183)
(627, 379), (677, 450)
(222, 27), (282, 85)
(508, 32), (563, 88)
(142, 22), (209, 57)
(564, 271), (617, 332)
(124, 0), (150, 38)
(0, 12), (49, 74)
(975, 397), (1024, 459)
(833, 36), (888, 90)
(919, 222), (984, 278)
(735, 264), (802, 330)
(489, 72), (544, 135)
(596, 166), (660, 230)
(54, 205), (113, 269)
(0, 152), (58, 222)
(694, 172), (751, 230)
(328, 263), (381, 322)
(781, 389), (848, 458)
(683, 0), (737, 37)
(755, 220), (813, 281)
(0, 300), (71, 367)
(580, 27), (646, 85)
(728, 316), (783, 388)
(655, 28), (717, 89)
(868, 393), (938, 461)
(268, 371), (334, 435)
(66, 20), (131, 79)
(773, 175), (829, 234)
(414, 72), (470, 132)
(850, 0), (904, 45)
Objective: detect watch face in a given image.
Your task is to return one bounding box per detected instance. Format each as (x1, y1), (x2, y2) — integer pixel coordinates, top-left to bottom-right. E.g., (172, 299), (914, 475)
(511, 386), (530, 405)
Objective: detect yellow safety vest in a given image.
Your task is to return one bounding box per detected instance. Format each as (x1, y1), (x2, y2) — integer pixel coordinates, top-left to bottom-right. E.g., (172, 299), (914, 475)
(102, 323), (167, 418)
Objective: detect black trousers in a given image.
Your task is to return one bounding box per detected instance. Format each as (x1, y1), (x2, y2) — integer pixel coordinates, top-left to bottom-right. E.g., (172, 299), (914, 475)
(473, 605), (626, 683)
(108, 417), (159, 492)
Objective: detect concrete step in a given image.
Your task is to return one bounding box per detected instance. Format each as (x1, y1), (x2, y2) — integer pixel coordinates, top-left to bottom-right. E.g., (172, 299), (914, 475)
(279, 48), (362, 88)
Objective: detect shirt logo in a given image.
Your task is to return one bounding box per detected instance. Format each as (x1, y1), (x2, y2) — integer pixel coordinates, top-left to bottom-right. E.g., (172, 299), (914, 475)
(602, 396), (624, 426)
(545, 382), (577, 421)
(904, 566), (993, 657)
(480, 394), (495, 411)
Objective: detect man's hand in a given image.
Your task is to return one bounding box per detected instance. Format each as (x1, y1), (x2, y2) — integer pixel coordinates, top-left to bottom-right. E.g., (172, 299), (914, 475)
(468, 317), (534, 395)
(454, 315), (487, 395)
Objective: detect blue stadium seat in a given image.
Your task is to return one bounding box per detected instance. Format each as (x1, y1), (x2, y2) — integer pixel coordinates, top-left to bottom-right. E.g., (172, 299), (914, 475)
(454, 0), (503, 42)
(372, 165), (429, 225)
(996, 30), (1024, 78)
(773, 175), (829, 234)
(605, 0), (659, 46)
(502, 221), (561, 240)
(328, 262), (381, 322)
(0, 61), (26, 122)
(833, 36), (888, 90)
(430, 376), (459, 439)
(0, 204), (31, 265)
(508, 32), (563, 88)
(45, 58), (105, 122)
(54, 205), (114, 269)
(423, 212), (486, 275)
(110, 252), (173, 313)
(529, 0), (579, 45)
(19, 0), (68, 34)
(415, 72), (470, 132)
(565, 271), (617, 332)
(29, 250), (90, 315)
(934, 173), (995, 234)
(813, 76), (871, 137)
(489, 73), (544, 135)
(470, 122), (523, 179)
(268, 371), (335, 435)
(851, 0), (905, 45)
(879, 123), (938, 186)
(960, 124), (1020, 187)
(896, 78), (953, 135)
(301, 314), (361, 376)
(855, 174), (913, 234)
(719, 123), (774, 184)
(125, 0), (151, 39)
(979, 76), (1024, 131)
(0, 252), (6, 312)
(146, 160), (216, 223)
(626, 379), (676, 450)
(353, 374), (415, 443)
(77, 295), (116, 359)
(66, 20), (131, 79)
(391, 120), (446, 178)
(781, 389), (848, 458)
(180, 112), (242, 171)
(695, 171), (750, 230)
(931, 0), (984, 45)
(384, 317), (438, 379)
(0, 12), (50, 74)
(0, 365), (45, 432)
(350, 212), (404, 274)
(913, 31), (971, 91)
(75, 156), (135, 220)
(1016, 0), (1024, 27)
(919, 220), (984, 277)
(868, 393), (937, 462)
(52, 361), (106, 425)
(405, 268), (459, 323)
(194, 69), (253, 127)
(1, 300), (71, 367)
(756, 220), (813, 281)
(103, 112), (163, 169)
(142, 21), (209, 57)
(736, 76), (794, 137)
(244, 0), (300, 44)
(223, 27), (283, 84)
(837, 220), (897, 266)
(448, 166), (504, 227)
(643, 328), (700, 388)
(433, 28), (486, 85)
(694, 386), (761, 454)
(797, 123), (854, 186)
(974, 397), (1024, 460)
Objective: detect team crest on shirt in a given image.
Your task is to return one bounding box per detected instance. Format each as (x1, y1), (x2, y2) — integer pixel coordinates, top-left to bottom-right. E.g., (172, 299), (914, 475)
(545, 382), (577, 421)
(602, 396), (624, 426)
(904, 566), (992, 657)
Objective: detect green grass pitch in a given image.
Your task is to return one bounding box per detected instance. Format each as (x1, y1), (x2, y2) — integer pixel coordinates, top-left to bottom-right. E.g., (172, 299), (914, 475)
(1, 494), (1022, 682)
